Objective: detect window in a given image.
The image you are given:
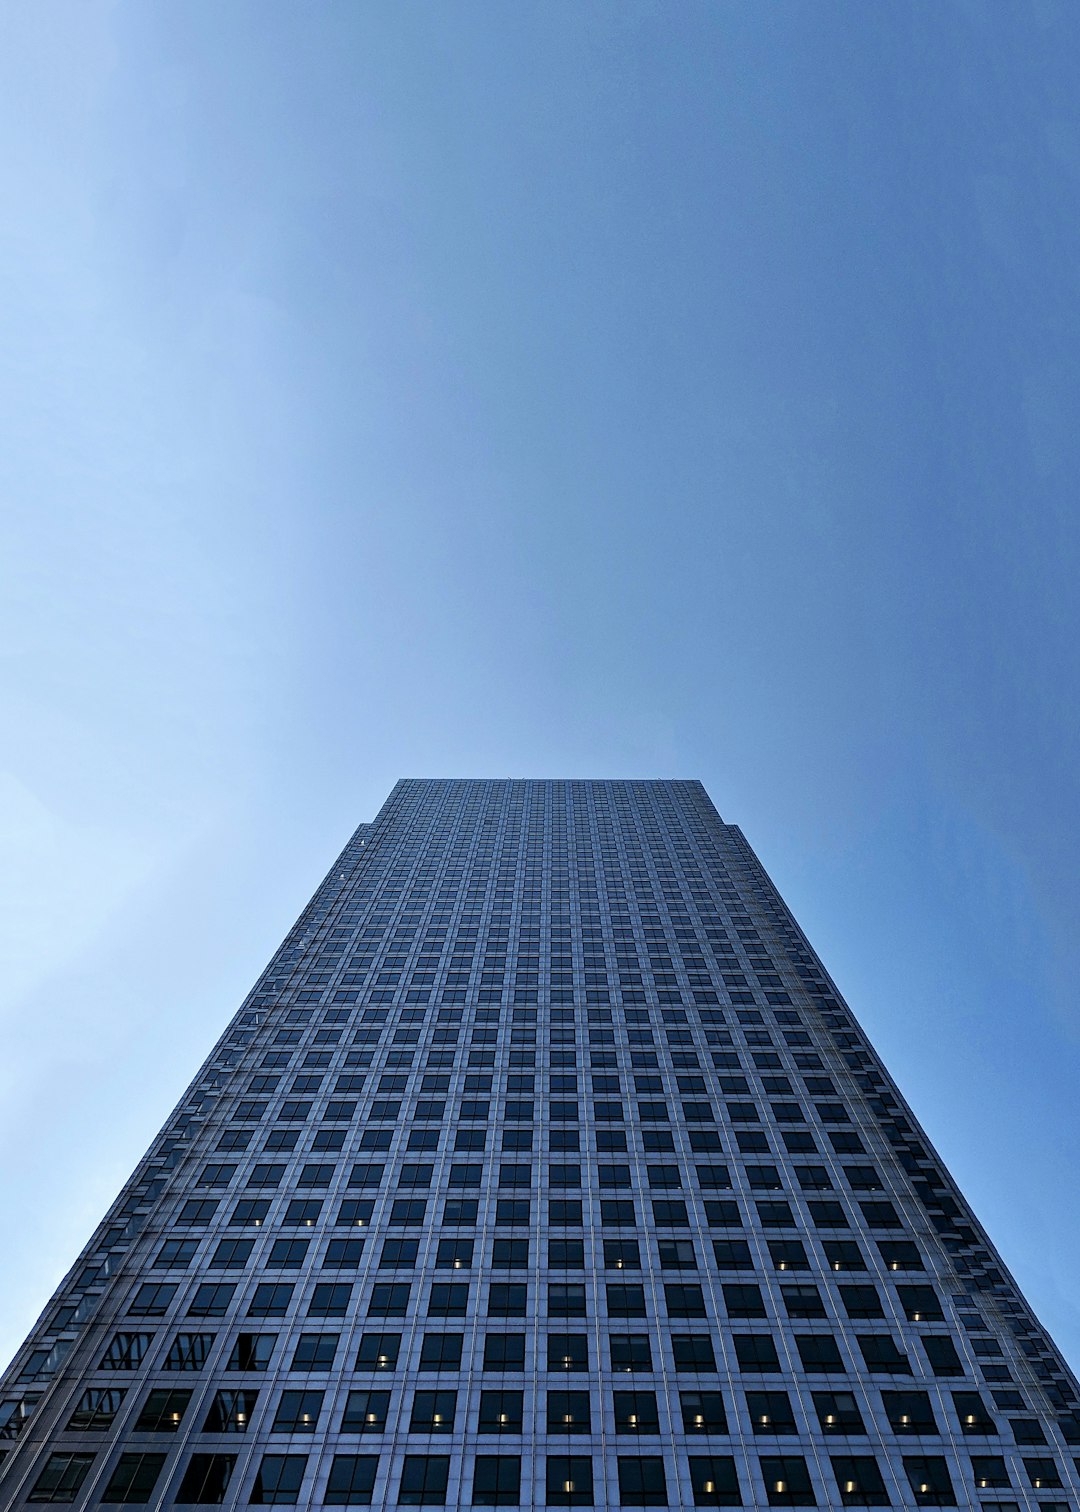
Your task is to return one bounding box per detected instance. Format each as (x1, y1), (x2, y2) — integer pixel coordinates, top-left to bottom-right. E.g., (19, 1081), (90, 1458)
(479, 1390), (524, 1433)
(604, 1239), (640, 1270)
(614, 1391), (660, 1433)
(688, 1456), (741, 1506)
(155, 1239), (199, 1268)
(436, 1239), (474, 1269)
(325, 1239), (365, 1268)
(796, 1335), (845, 1372)
(546, 1456), (593, 1506)
(227, 1334), (275, 1371)
(28, 1453), (95, 1503)
(550, 1239), (585, 1268)
(291, 1333), (338, 1370)
(340, 1390), (389, 1433)
(493, 1239), (530, 1269)
(675, 1336), (719, 1372)
(398, 1455), (450, 1505)
(211, 1239), (255, 1269)
(969, 1455), (1010, 1490)
(485, 1334), (526, 1371)
(607, 1284), (645, 1318)
(418, 1334), (463, 1371)
(165, 1333), (215, 1371)
(324, 1455), (378, 1506)
(99, 1452), (167, 1503)
(134, 1388), (190, 1431)
(746, 1391), (797, 1434)
(202, 1390), (258, 1432)
(174, 1453), (237, 1503)
(830, 1456), (890, 1506)
(681, 1391), (727, 1433)
(950, 1391), (996, 1434)
(902, 1456), (956, 1506)
(759, 1455), (816, 1507)
(100, 1334), (152, 1370)
(67, 1388), (125, 1431)
(812, 1391), (865, 1434)
(366, 1283), (406, 1316)
(410, 1390), (457, 1433)
(272, 1390), (323, 1433)
(617, 1456), (668, 1506)
(189, 1284), (235, 1318)
(355, 1333), (400, 1371)
(921, 1337), (963, 1377)
(546, 1390), (592, 1433)
(250, 1454), (308, 1504)
(548, 1334), (589, 1371)
(248, 1284), (293, 1317)
(723, 1284), (766, 1319)
(610, 1335), (652, 1372)
(882, 1391), (937, 1434)
(472, 1456), (521, 1506)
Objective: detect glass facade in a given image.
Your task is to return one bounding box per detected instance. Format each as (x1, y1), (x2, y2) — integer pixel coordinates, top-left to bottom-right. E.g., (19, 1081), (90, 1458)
(1, 778), (1076, 1508)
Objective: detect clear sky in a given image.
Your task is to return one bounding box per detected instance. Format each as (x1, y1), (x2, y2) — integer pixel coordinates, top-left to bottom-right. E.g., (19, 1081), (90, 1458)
(2, 0), (1079, 1377)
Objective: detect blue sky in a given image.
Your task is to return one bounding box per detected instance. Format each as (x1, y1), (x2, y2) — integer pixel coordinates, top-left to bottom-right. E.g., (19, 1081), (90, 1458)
(2, 0), (1080, 1374)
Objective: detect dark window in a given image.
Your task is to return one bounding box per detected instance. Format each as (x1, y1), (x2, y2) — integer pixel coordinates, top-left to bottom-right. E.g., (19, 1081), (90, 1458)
(134, 1388), (191, 1432)
(688, 1456), (741, 1506)
(830, 1456), (890, 1506)
(202, 1390), (258, 1433)
(681, 1391), (728, 1433)
(272, 1390), (324, 1433)
(28, 1454), (95, 1503)
(857, 1336), (911, 1374)
(410, 1391), (457, 1433)
(796, 1335), (845, 1372)
(723, 1284), (766, 1319)
(227, 1334), (275, 1371)
(436, 1238), (474, 1269)
(902, 1456), (956, 1506)
(100, 1452), (167, 1504)
(607, 1284), (646, 1318)
(472, 1456), (521, 1506)
(174, 1453), (236, 1503)
(610, 1335), (652, 1372)
(398, 1455), (450, 1505)
(882, 1391), (937, 1434)
(614, 1392), (660, 1434)
(340, 1390), (389, 1433)
(479, 1390), (524, 1433)
(250, 1454), (308, 1504)
(969, 1455), (1010, 1490)
(617, 1456), (668, 1506)
(484, 1333), (526, 1370)
(950, 1392), (996, 1434)
(546, 1390), (592, 1434)
(248, 1284), (293, 1318)
(67, 1388), (126, 1432)
(418, 1333), (463, 1371)
(822, 1241), (865, 1272)
(548, 1334), (589, 1371)
(489, 1283), (528, 1316)
(746, 1390), (797, 1434)
(921, 1336), (963, 1377)
(759, 1455), (816, 1506)
(546, 1455), (594, 1506)
(674, 1336), (719, 1372)
(164, 1333), (214, 1372)
(290, 1333), (338, 1371)
(812, 1391), (865, 1435)
(351, 1333), (399, 1373)
(839, 1286), (883, 1320)
(324, 1455), (378, 1506)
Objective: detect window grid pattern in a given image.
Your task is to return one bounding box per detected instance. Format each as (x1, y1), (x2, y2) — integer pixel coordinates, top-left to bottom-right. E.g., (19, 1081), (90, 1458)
(0, 781), (1076, 1510)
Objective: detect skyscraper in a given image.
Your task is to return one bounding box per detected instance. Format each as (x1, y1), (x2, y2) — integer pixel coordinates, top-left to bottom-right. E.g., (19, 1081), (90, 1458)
(1, 778), (1076, 1509)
